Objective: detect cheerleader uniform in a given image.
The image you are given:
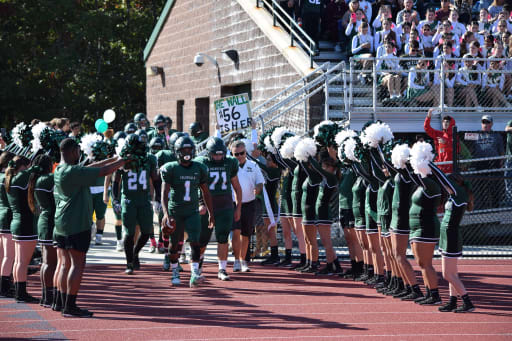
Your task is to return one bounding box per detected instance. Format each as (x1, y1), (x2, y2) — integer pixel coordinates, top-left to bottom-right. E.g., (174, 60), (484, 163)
(6, 169), (37, 241)
(292, 163), (307, 218)
(390, 168), (416, 235)
(274, 153), (298, 219)
(0, 173), (12, 235)
(364, 161), (380, 235)
(351, 162), (370, 231)
(339, 167), (356, 229)
(34, 174), (55, 246)
(407, 66), (431, 99)
(409, 176), (442, 244)
(248, 156), (281, 221)
(300, 161), (322, 225)
(309, 158), (338, 225)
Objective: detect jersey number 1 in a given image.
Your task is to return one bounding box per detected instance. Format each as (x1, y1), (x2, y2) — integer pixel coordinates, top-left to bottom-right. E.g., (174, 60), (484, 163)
(127, 171), (147, 190)
(183, 180), (191, 201)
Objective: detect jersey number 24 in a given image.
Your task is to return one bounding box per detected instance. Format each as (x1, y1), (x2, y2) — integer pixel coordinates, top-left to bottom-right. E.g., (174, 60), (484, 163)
(127, 170), (147, 191)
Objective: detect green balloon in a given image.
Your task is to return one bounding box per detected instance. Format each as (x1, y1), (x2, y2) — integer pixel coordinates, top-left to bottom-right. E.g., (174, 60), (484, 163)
(96, 120), (108, 133)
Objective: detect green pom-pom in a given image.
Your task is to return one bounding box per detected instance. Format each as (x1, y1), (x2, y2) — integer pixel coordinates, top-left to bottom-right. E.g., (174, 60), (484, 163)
(120, 135), (149, 170)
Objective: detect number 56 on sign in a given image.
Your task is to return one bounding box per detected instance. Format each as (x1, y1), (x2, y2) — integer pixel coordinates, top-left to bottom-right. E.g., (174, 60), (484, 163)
(214, 93), (252, 135)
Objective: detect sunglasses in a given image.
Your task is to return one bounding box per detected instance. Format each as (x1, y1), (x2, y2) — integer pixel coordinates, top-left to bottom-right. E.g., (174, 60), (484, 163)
(411, 48), (419, 52)
(234, 151), (246, 156)
(482, 120), (492, 124)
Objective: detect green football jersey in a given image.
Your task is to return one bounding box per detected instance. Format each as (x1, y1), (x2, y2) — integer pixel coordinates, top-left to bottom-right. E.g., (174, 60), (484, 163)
(147, 130), (168, 148)
(156, 149), (176, 168)
(191, 132), (209, 145)
(35, 174), (55, 233)
(161, 161), (208, 215)
(54, 163), (101, 236)
(195, 156), (239, 196)
(121, 154), (157, 202)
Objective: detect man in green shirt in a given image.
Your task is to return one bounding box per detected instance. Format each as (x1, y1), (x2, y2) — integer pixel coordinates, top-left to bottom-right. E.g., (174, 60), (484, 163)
(161, 136), (214, 288)
(54, 138), (124, 318)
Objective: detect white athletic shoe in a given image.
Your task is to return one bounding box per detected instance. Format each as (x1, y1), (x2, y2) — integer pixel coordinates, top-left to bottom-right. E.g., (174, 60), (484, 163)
(116, 240), (124, 252)
(241, 261), (251, 273)
(218, 269), (230, 281)
(95, 234), (103, 245)
(90, 223), (96, 241)
(171, 268), (181, 286)
(233, 260), (241, 272)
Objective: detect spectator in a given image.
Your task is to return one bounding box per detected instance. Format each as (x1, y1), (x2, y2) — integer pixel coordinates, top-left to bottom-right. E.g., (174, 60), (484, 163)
(505, 120), (512, 203)
(482, 34), (495, 56)
(374, 18), (397, 51)
(230, 140), (264, 273)
(417, 7), (438, 34)
(449, 10), (467, 37)
(424, 109), (457, 174)
(456, 54), (481, 107)
(377, 41), (402, 99)
(491, 9), (512, 34)
(396, 20), (411, 50)
(459, 31), (476, 56)
(407, 58), (437, 106)
(341, 0), (360, 33)
(352, 21), (374, 80)
(298, 0), (323, 50)
(372, 4), (393, 32)
(397, 0), (420, 25)
(482, 57), (510, 107)
(473, 0), (493, 15)
(488, 0), (505, 19)
(419, 21), (435, 56)
(435, 0), (452, 22)
(433, 20), (460, 49)
(358, 0), (372, 25)
(472, 114), (505, 209)
(324, 0), (348, 45)
(433, 60), (457, 107)
(454, 0), (474, 25)
(345, 8), (366, 55)
(470, 21), (485, 46)
(478, 8), (493, 33)
(69, 122), (81, 139)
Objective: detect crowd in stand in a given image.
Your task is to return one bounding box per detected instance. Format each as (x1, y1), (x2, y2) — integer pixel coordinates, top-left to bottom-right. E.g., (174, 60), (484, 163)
(278, 0), (512, 106)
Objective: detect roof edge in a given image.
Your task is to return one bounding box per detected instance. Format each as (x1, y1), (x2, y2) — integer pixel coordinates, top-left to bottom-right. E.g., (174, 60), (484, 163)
(143, 0), (176, 63)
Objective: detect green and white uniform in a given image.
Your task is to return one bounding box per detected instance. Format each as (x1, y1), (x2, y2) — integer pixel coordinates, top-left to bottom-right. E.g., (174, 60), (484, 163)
(90, 176), (107, 220)
(6, 169), (36, 241)
(377, 177), (394, 237)
(250, 156), (281, 219)
(161, 161), (208, 243)
(197, 155), (239, 246)
(54, 164), (101, 237)
(439, 180), (468, 258)
(119, 155), (157, 235)
(351, 163), (369, 231)
(338, 167), (356, 229)
(300, 161), (322, 225)
(364, 158), (380, 234)
(155, 150), (177, 223)
(390, 169), (415, 235)
(0, 173), (12, 234)
(35, 174), (55, 245)
(292, 163), (307, 217)
(409, 176), (441, 243)
(309, 158), (338, 225)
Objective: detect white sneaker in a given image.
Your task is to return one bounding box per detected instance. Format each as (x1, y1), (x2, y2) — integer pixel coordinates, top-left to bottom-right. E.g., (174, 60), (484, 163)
(90, 223), (96, 241)
(218, 269), (230, 281)
(241, 261), (251, 273)
(95, 234), (102, 245)
(116, 240), (124, 252)
(171, 268), (181, 286)
(233, 260), (241, 272)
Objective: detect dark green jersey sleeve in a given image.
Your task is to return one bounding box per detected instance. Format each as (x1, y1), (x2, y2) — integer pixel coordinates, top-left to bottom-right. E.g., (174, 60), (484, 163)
(156, 150), (177, 168)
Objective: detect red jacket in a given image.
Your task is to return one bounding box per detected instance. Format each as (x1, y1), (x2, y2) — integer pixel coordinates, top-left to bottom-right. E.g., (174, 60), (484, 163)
(424, 116), (456, 174)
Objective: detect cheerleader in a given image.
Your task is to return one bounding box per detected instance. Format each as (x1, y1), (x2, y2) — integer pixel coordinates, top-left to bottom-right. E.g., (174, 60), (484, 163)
(408, 142), (443, 305)
(456, 54), (481, 108)
(478, 8), (493, 34)
(0, 151), (15, 297)
(435, 171), (476, 313)
(294, 138), (321, 273)
(449, 10), (467, 38)
(5, 156), (38, 303)
(27, 154), (55, 308)
(483, 57), (510, 107)
(388, 144), (425, 300)
(291, 154), (310, 272)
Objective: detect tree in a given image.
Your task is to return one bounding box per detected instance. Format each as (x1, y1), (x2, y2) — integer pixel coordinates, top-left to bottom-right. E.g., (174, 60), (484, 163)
(0, 0), (166, 131)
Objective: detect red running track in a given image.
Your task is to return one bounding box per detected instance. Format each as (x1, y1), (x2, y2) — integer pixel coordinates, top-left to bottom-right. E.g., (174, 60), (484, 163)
(0, 259), (511, 341)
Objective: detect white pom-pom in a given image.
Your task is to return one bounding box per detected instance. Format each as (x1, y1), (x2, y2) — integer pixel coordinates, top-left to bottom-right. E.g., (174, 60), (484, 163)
(359, 132), (371, 147)
(410, 141), (434, 178)
(31, 122), (48, 153)
(241, 139), (254, 156)
(80, 133), (101, 159)
(264, 135), (276, 154)
(313, 120), (335, 137)
(391, 144), (410, 169)
(115, 138), (126, 156)
(335, 129), (357, 147)
(343, 137), (358, 162)
(12, 122), (27, 147)
(280, 135), (301, 159)
(364, 122), (394, 148)
(271, 127), (292, 148)
(294, 137), (317, 162)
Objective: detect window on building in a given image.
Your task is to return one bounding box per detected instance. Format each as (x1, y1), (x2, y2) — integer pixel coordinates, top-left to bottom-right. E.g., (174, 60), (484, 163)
(176, 100), (184, 132)
(195, 97), (210, 134)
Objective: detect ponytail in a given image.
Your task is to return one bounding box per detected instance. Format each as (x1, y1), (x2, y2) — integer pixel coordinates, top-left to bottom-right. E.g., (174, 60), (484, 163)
(0, 151), (15, 171)
(27, 154), (52, 214)
(5, 156), (30, 193)
(449, 173), (474, 212)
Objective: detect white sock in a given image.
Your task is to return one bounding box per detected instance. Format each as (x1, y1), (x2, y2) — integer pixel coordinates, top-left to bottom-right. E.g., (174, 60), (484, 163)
(219, 260), (227, 270)
(191, 262), (199, 273)
(241, 260), (247, 267)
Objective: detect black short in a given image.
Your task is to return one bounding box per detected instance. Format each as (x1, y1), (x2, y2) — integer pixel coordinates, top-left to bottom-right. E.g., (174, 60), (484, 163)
(55, 230), (91, 253)
(232, 200), (256, 237)
(339, 208), (355, 229)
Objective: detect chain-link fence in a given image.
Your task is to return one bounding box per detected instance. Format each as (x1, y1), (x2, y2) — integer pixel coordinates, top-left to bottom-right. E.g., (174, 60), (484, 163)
(348, 57), (512, 118)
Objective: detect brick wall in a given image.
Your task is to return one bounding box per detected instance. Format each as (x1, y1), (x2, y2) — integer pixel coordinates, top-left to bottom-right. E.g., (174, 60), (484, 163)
(145, 0), (302, 135)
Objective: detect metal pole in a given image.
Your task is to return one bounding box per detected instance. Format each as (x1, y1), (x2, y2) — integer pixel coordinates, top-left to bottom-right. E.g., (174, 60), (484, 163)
(372, 58), (377, 121)
(272, 0), (276, 27)
(324, 73), (329, 121)
(452, 125), (458, 174)
(290, 16), (294, 47)
(256, 0), (259, 8)
(303, 79), (308, 133)
(349, 59), (354, 112)
(440, 61), (445, 115)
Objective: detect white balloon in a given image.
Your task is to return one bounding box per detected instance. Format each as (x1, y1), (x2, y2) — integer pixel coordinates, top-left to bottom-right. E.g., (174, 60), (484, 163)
(103, 109), (116, 123)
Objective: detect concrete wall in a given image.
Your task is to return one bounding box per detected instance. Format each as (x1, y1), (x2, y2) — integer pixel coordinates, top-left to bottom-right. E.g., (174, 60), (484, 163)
(145, 0), (302, 135)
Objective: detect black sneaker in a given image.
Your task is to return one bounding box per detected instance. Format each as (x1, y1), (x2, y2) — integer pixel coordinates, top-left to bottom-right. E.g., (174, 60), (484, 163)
(439, 301), (457, 312)
(277, 258), (293, 267)
(419, 296), (442, 305)
(62, 306), (94, 318)
(133, 255), (140, 270)
(355, 272), (368, 282)
(261, 255), (280, 266)
(454, 301), (475, 313)
(365, 276), (377, 286)
(290, 261), (306, 270)
(294, 262), (310, 272)
(302, 263), (319, 273)
(315, 264), (333, 275)
(392, 288), (409, 298)
(341, 268), (353, 278)
(400, 291), (423, 301)
(125, 264), (134, 275)
(16, 293), (38, 304)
